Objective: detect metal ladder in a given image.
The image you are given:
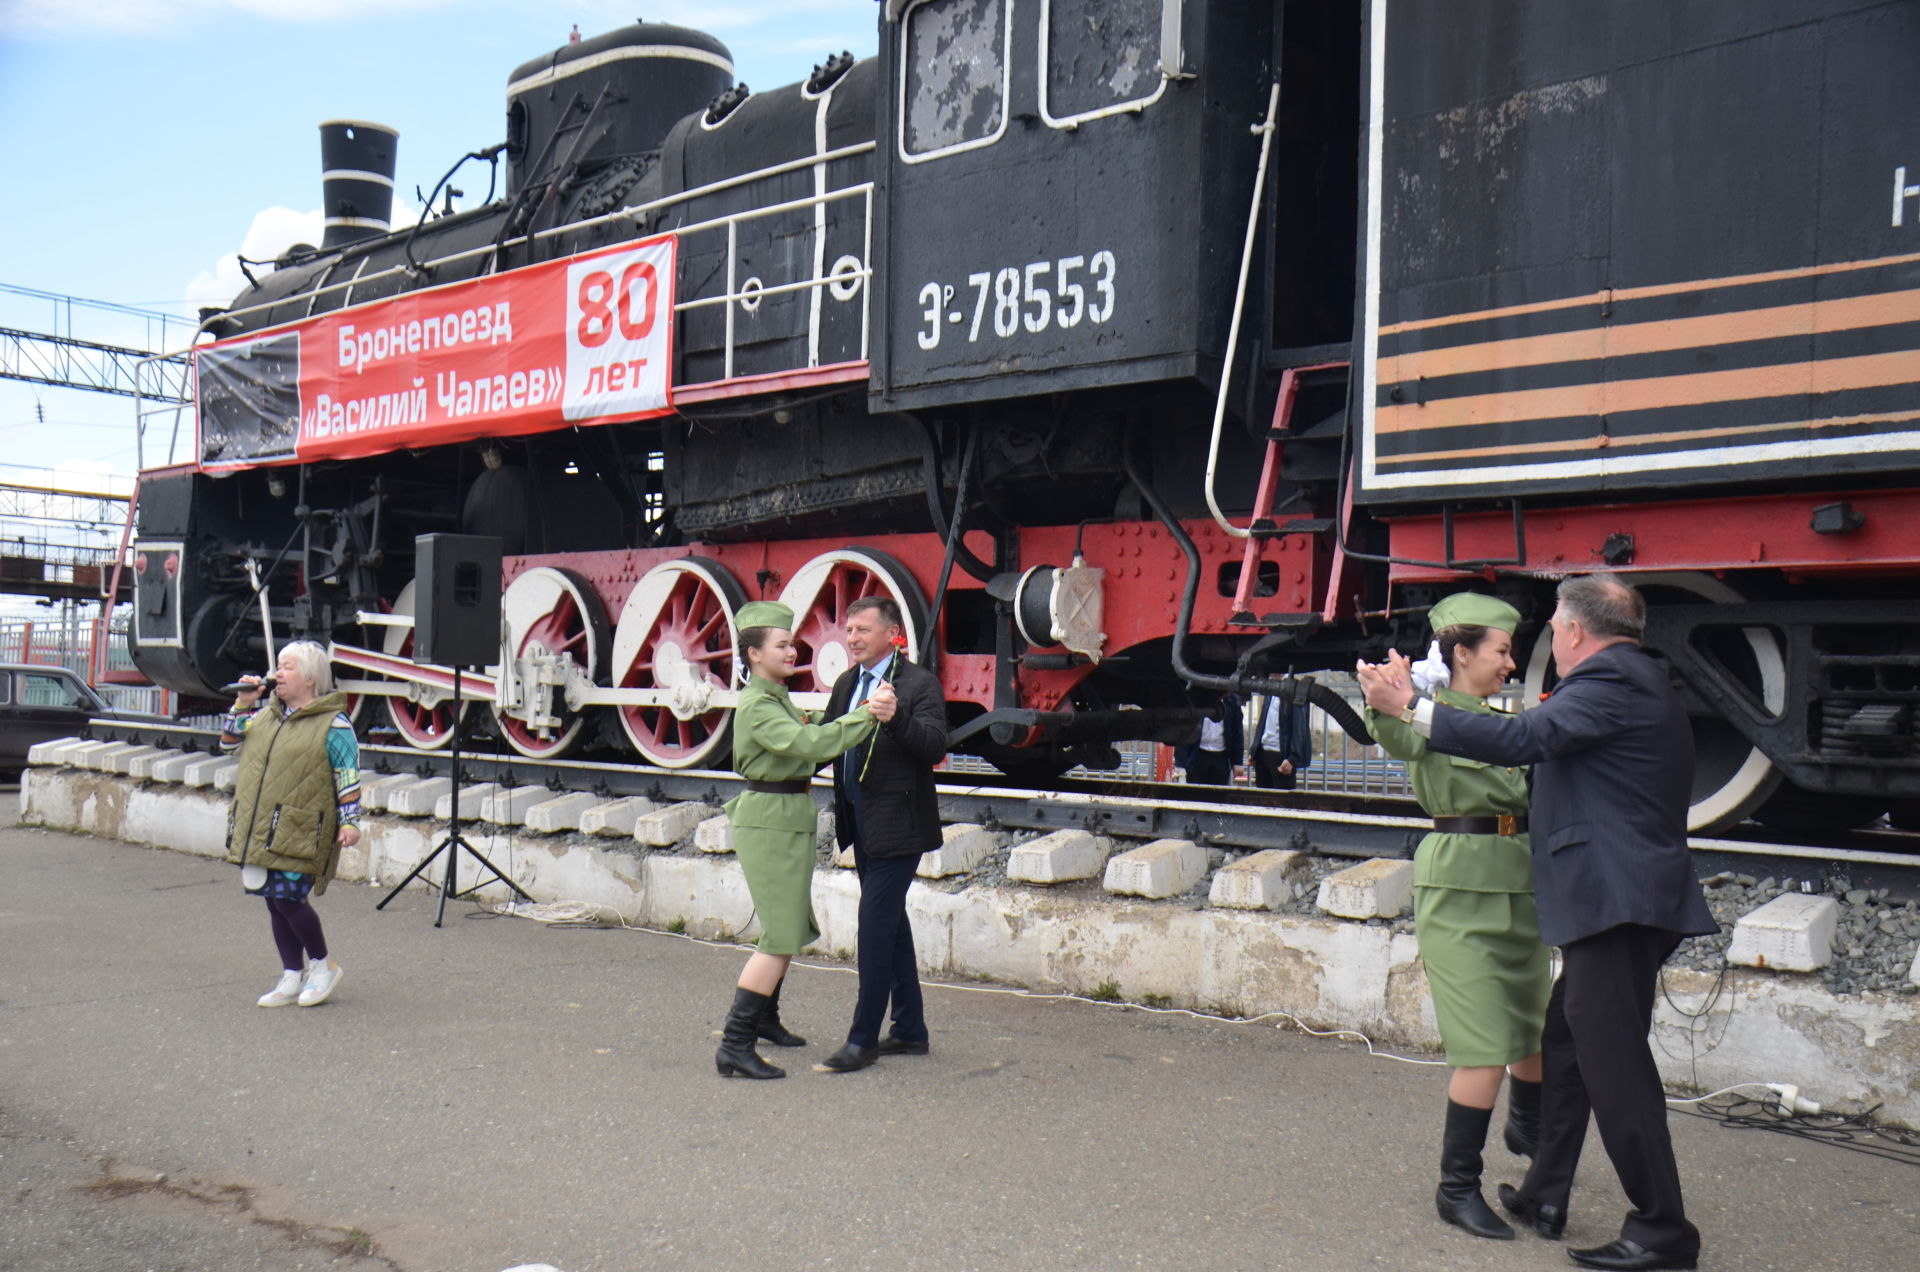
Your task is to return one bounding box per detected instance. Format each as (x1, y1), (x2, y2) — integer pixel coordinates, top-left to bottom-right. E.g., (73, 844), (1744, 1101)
(1227, 361), (1347, 626)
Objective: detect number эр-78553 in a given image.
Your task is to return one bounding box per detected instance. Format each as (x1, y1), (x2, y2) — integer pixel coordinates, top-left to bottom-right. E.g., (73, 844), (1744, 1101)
(917, 250), (1116, 350)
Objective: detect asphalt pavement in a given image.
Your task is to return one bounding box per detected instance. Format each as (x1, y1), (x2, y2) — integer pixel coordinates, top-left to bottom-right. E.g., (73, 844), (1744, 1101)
(2, 792), (1915, 1272)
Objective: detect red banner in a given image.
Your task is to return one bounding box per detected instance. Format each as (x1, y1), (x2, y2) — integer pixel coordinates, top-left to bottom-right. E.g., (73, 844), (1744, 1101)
(195, 235), (677, 470)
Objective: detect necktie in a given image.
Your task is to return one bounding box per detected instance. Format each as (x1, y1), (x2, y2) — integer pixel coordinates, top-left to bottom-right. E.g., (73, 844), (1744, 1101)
(846, 670), (874, 797)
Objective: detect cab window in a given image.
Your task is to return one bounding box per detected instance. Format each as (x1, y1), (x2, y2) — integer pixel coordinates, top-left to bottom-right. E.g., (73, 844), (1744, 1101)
(1041, 0), (1169, 125)
(900, 0), (1011, 161)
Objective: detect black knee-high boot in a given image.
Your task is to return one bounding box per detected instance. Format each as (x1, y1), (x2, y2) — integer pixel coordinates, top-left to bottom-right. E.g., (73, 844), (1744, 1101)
(756, 976), (807, 1048)
(715, 986), (786, 1079)
(1504, 1074), (1542, 1157)
(1437, 1100), (1515, 1239)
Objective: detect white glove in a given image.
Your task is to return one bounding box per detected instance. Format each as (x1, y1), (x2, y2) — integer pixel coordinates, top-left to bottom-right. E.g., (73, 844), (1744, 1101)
(1409, 639), (1451, 694)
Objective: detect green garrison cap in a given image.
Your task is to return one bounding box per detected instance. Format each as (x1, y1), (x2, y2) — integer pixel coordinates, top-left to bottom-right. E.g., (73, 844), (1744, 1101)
(1428, 591), (1521, 636)
(735, 600), (795, 630)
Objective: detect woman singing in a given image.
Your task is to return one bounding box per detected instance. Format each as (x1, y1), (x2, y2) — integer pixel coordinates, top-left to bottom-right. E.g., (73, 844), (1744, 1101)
(1359, 593), (1549, 1240)
(715, 601), (890, 1079)
(223, 640), (360, 1008)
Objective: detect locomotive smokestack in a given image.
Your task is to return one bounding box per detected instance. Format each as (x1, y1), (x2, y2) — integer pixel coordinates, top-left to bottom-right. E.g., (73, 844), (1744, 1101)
(318, 119), (399, 249)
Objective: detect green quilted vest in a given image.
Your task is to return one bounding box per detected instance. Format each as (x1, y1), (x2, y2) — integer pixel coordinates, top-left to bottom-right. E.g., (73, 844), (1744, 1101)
(225, 692), (349, 892)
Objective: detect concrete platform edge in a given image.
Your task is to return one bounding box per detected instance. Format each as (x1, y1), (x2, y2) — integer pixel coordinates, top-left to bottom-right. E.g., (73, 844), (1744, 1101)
(20, 766), (1918, 1127)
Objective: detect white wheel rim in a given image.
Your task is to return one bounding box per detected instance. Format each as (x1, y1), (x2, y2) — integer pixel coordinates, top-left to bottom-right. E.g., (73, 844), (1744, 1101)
(1521, 572), (1784, 832)
(610, 558), (742, 767)
(777, 549), (924, 706)
(496, 567), (603, 759)
(379, 579), (463, 750)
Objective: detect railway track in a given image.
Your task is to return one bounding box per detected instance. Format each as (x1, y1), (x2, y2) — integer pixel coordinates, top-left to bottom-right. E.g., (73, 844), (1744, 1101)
(78, 719), (1920, 901)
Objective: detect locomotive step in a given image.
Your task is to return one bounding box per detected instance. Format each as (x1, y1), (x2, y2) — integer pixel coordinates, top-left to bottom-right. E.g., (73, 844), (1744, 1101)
(1248, 517), (1333, 537)
(1226, 611), (1321, 629)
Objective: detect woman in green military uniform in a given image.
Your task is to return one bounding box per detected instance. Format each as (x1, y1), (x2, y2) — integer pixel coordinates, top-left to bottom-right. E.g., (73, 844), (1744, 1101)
(713, 600), (890, 1080)
(1360, 593), (1550, 1241)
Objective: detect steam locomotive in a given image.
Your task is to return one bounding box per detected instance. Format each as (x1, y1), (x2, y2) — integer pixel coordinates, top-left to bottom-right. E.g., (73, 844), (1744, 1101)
(132, 1), (1920, 835)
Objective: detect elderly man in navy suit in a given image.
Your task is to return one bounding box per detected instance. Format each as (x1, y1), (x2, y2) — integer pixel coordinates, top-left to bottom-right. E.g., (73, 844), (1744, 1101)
(1359, 573), (1716, 1272)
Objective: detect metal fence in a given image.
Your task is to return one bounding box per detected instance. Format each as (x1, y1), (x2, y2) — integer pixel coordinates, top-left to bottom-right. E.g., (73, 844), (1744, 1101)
(0, 615), (170, 714)
(941, 675), (1525, 799)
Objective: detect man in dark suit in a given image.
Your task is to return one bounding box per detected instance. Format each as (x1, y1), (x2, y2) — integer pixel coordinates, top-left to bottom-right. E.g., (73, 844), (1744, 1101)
(1174, 692), (1243, 786)
(1249, 691), (1313, 789)
(1359, 573), (1716, 1272)
(818, 596), (949, 1073)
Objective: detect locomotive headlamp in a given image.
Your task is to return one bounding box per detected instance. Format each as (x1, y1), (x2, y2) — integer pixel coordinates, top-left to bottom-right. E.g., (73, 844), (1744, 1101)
(482, 443), (504, 470)
(266, 474), (286, 498)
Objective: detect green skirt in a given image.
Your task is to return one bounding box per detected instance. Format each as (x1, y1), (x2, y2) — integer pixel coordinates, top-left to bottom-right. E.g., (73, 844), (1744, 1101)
(1414, 885), (1551, 1067)
(731, 824), (820, 955)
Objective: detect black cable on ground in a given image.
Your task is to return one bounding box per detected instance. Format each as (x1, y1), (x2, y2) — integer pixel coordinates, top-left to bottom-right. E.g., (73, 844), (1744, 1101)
(1671, 1094), (1920, 1166)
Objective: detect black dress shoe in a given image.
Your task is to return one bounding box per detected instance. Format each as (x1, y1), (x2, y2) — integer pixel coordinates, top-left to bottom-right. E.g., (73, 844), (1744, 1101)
(1568, 1238), (1699, 1271)
(1498, 1183), (1567, 1239)
(819, 1043), (878, 1073)
(877, 1036), (930, 1057)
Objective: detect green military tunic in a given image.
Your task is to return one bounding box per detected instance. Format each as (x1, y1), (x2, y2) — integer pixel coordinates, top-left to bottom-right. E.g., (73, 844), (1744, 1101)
(1368, 687), (1550, 1067)
(724, 673), (877, 955)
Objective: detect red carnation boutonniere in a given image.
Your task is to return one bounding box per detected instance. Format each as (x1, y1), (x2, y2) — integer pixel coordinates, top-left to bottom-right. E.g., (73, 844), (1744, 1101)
(890, 632), (909, 651)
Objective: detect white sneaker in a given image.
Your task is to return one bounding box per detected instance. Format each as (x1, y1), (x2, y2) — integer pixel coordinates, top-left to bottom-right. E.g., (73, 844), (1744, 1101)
(297, 960), (343, 1007)
(257, 969), (303, 1008)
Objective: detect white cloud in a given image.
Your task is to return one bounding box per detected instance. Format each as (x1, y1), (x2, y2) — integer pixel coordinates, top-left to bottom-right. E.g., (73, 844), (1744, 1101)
(185, 205), (324, 313)
(564, 1), (868, 34)
(762, 31), (879, 55)
(49, 458), (133, 496)
(0, 0), (454, 36)
(0, 0), (861, 38)
(185, 201), (429, 316)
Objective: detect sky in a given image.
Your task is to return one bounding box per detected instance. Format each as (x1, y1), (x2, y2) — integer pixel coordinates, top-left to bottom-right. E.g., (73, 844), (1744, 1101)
(0, 0), (882, 494)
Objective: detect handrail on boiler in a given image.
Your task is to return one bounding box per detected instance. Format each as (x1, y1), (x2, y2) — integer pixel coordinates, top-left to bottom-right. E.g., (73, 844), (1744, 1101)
(197, 142), (879, 333)
(1202, 82), (1281, 542)
(147, 170), (879, 467)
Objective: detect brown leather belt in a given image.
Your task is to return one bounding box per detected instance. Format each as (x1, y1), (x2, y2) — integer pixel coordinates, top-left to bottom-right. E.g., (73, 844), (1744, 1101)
(744, 779), (810, 795)
(1433, 814), (1526, 836)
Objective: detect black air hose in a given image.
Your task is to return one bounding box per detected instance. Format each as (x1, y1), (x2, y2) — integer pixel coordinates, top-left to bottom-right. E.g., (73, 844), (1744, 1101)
(909, 414), (994, 581)
(923, 425), (981, 674)
(1121, 435), (1374, 747)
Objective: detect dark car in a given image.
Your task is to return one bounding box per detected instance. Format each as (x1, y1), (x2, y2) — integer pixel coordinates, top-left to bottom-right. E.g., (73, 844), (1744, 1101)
(0, 663), (175, 778)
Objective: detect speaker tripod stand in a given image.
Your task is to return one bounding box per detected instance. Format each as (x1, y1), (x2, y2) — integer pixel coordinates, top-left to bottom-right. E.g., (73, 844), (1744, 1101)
(376, 667), (533, 927)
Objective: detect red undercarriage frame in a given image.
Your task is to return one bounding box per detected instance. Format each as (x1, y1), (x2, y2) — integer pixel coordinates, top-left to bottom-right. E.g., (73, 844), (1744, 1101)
(512, 514), (1328, 715)
(1383, 487), (1920, 587)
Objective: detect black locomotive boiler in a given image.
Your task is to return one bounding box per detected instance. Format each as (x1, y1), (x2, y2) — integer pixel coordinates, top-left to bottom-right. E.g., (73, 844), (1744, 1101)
(133, 1), (1920, 835)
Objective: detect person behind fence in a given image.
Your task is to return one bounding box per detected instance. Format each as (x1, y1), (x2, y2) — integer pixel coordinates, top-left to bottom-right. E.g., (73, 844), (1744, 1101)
(1357, 572), (1715, 1272)
(1248, 688), (1312, 789)
(714, 601), (891, 1080)
(1174, 691), (1242, 786)
(1359, 592), (1549, 1243)
(222, 640), (359, 1009)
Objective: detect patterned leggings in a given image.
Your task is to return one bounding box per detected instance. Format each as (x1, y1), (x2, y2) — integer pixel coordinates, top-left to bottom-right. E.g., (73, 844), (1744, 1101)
(266, 898), (328, 971)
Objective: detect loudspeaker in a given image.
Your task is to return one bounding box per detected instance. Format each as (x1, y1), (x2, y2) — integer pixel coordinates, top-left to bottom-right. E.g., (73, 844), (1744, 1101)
(414, 533), (502, 667)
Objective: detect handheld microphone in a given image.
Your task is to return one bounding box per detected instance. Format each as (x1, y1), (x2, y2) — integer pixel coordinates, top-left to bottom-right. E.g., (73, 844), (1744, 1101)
(221, 676), (278, 696)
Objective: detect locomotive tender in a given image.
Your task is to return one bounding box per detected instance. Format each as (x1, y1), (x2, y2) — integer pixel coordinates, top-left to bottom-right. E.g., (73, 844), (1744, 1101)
(133, 0), (1920, 834)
